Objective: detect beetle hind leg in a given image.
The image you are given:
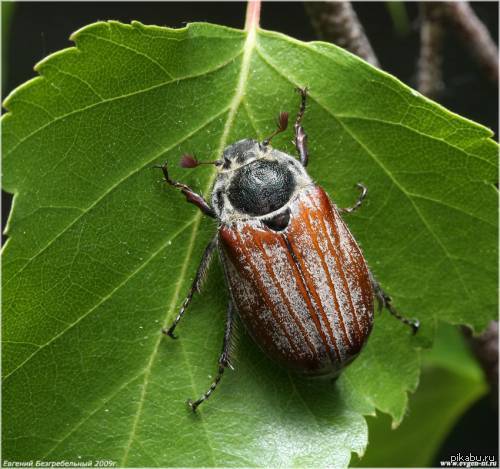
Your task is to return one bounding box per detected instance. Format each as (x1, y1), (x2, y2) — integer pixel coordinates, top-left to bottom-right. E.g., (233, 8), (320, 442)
(162, 235), (218, 338)
(371, 274), (420, 334)
(188, 300), (236, 412)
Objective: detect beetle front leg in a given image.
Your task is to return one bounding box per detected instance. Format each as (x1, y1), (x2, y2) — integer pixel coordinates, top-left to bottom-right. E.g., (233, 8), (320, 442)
(155, 162), (216, 218)
(370, 273), (420, 334)
(294, 87), (309, 167)
(188, 300), (236, 412)
(162, 235), (218, 338)
(340, 183), (368, 214)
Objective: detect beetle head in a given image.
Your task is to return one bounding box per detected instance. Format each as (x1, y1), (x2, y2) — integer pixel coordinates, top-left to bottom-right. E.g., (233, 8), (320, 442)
(219, 111), (289, 171)
(220, 139), (263, 171)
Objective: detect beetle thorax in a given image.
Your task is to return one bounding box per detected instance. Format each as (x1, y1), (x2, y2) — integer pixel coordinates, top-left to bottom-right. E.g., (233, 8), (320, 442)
(212, 139), (313, 223)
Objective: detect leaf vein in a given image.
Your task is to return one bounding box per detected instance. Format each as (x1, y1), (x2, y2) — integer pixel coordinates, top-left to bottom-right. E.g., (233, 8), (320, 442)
(336, 115), (495, 169)
(78, 30), (175, 80)
(4, 50), (243, 159)
(3, 218), (197, 382)
(4, 106), (230, 288)
(42, 63), (105, 100)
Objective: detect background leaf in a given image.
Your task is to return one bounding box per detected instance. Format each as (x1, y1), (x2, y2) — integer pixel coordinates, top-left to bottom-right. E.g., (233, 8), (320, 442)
(2, 21), (497, 466)
(352, 324), (488, 467)
(1, 1), (15, 89)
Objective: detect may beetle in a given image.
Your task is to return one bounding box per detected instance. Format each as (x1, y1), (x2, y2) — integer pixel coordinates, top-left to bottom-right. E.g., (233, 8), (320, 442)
(157, 88), (419, 411)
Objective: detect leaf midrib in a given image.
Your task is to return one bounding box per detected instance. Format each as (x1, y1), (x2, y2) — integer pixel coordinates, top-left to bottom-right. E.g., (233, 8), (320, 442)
(119, 23), (259, 465)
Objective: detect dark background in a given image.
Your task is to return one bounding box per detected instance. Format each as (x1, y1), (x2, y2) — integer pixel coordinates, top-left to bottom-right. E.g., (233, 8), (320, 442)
(2, 2), (498, 466)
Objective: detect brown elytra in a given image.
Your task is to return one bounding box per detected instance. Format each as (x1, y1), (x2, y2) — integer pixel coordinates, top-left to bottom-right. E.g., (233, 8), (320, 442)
(219, 185), (374, 376)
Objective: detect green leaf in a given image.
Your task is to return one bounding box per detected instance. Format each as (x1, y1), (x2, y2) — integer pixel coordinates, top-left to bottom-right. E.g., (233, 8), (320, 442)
(2, 20), (497, 467)
(352, 324), (488, 467)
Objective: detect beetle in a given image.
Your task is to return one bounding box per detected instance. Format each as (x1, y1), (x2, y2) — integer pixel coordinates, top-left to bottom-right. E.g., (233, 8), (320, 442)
(157, 88), (419, 411)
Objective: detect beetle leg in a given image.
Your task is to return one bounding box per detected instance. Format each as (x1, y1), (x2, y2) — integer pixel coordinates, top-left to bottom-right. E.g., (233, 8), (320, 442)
(162, 235), (218, 339)
(294, 87), (309, 167)
(188, 300), (236, 412)
(154, 162), (216, 218)
(340, 183), (368, 214)
(370, 273), (420, 334)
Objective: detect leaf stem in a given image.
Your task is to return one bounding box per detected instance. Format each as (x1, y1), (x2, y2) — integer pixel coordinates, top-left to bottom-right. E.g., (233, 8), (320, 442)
(245, 0), (261, 32)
